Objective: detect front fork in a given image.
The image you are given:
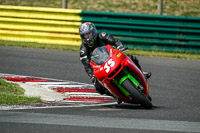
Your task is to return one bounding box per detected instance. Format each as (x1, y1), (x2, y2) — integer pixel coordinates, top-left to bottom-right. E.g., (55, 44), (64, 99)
(112, 69), (144, 97)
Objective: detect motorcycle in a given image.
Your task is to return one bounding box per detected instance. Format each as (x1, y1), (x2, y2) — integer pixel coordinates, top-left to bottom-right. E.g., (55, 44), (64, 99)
(90, 45), (153, 109)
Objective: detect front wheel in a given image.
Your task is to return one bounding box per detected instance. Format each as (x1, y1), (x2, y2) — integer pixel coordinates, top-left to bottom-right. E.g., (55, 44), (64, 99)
(121, 79), (153, 109)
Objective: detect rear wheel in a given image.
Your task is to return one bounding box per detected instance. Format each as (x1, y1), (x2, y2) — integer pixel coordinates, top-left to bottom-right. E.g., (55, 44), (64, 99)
(121, 79), (153, 109)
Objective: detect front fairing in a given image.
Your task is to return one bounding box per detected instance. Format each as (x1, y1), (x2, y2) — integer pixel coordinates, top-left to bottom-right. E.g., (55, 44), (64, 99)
(90, 45), (124, 79)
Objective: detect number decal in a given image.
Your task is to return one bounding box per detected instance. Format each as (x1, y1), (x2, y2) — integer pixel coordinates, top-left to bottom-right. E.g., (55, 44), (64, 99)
(104, 62), (110, 73)
(108, 58), (115, 67)
(104, 59), (115, 73)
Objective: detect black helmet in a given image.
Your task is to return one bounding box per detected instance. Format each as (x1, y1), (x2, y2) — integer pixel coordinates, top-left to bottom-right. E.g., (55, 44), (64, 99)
(79, 22), (97, 48)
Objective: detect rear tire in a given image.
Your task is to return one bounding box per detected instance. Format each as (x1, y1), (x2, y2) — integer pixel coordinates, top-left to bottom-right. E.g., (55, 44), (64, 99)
(121, 79), (153, 109)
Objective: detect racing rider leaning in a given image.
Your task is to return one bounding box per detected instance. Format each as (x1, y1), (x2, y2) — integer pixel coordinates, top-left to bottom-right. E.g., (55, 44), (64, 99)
(79, 22), (151, 97)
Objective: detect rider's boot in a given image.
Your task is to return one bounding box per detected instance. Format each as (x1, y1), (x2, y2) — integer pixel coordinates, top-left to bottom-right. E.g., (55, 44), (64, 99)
(143, 72), (152, 79)
(127, 55), (152, 79)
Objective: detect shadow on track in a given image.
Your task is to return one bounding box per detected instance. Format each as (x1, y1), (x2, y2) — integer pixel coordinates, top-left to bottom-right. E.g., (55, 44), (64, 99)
(103, 103), (162, 110)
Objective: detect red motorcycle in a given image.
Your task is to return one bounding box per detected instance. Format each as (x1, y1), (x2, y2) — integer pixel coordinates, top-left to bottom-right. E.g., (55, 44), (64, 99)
(90, 45), (152, 109)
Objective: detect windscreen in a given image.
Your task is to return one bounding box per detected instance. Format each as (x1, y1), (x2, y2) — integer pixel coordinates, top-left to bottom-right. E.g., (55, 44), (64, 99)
(91, 46), (109, 65)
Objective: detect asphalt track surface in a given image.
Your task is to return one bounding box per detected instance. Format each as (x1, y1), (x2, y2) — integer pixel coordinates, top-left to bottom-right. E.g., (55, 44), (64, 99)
(0, 46), (200, 133)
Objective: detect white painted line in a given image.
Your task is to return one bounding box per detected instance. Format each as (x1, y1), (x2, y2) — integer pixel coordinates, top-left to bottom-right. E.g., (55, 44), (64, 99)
(0, 102), (116, 110)
(25, 82), (79, 85)
(41, 84), (94, 88)
(65, 92), (99, 95)
(0, 111), (200, 133)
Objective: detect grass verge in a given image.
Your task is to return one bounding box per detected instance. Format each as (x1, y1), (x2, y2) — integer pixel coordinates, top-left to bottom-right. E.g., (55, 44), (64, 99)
(1, 0), (200, 17)
(0, 78), (42, 105)
(0, 40), (199, 60)
(0, 40), (80, 51)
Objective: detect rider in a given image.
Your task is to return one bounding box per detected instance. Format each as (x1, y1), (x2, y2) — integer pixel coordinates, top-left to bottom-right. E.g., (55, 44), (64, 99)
(79, 22), (151, 96)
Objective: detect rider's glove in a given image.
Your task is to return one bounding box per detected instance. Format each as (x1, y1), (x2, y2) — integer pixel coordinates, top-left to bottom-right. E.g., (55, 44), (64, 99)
(117, 45), (126, 52)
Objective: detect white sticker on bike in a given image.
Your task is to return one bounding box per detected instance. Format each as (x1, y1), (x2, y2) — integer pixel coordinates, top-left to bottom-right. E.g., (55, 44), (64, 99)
(104, 59), (115, 73)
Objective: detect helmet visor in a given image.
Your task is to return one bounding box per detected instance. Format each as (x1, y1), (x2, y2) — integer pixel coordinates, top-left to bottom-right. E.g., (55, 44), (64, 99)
(83, 32), (93, 39)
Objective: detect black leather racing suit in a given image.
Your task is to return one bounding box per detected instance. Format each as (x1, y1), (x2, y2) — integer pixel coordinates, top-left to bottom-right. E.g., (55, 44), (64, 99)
(80, 32), (141, 95)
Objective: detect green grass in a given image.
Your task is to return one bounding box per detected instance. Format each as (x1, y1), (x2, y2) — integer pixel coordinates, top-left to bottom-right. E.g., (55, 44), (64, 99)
(0, 40), (199, 60)
(0, 78), (42, 105)
(0, 40), (80, 51)
(1, 0), (200, 17)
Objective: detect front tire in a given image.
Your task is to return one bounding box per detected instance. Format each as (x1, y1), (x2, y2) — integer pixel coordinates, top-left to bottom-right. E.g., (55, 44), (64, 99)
(121, 79), (153, 109)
